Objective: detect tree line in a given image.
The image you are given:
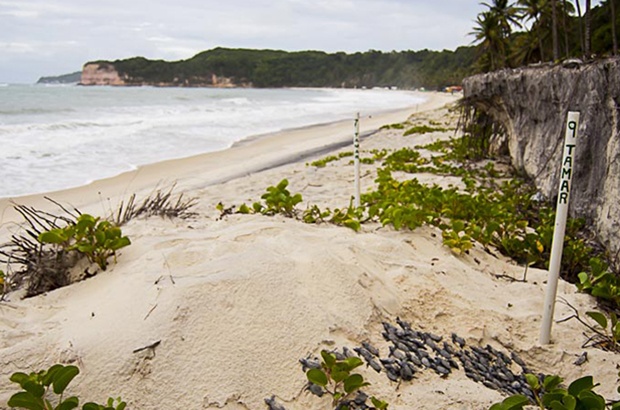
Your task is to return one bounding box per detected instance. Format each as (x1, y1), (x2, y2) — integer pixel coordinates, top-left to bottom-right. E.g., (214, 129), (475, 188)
(471, 0), (619, 72)
(88, 47), (478, 90)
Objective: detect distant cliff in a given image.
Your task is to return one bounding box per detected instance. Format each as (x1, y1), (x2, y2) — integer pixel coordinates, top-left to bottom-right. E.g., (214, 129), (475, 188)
(37, 71), (81, 84)
(79, 47), (478, 89)
(80, 63), (126, 86)
(462, 58), (620, 260)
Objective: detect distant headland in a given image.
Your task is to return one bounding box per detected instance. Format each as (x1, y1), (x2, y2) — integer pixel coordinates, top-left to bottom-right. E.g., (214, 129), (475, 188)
(76, 47), (478, 90)
(36, 71), (82, 84)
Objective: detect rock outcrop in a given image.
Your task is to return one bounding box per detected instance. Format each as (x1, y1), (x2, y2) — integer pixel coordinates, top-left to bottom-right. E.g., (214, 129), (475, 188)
(80, 63), (126, 86)
(463, 57), (620, 261)
(79, 62), (241, 87)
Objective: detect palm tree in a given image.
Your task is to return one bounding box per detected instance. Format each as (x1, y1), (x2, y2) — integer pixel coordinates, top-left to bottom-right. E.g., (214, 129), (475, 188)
(482, 0), (523, 35)
(471, 11), (507, 71)
(518, 0), (548, 61)
(551, 0), (559, 60)
(610, 0), (618, 55)
(574, 0), (585, 54)
(584, 0), (592, 57)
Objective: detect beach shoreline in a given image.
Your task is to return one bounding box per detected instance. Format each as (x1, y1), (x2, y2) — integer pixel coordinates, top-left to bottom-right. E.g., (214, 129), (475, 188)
(0, 91), (457, 225)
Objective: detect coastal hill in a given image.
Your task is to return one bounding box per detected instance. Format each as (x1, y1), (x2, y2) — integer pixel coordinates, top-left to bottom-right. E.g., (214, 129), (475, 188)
(80, 47), (478, 90)
(36, 71), (82, 84)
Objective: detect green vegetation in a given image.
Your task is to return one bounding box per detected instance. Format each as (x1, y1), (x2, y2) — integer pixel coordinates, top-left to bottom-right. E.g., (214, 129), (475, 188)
(380, 123), (406, 130)
(586, 310), (620, 350)
(89, 46), (478, 90)
(490, 374), (617, 410)
(471, 0), (619, 72)
(228, 125), (611, 294)
(38, 214), (131, 271)
(0, 188), (196, 297)
(577, 258), (620, 309)
(306, 350), (388, 410)
(309, 152), (353, 168)
(303, 201), (363, 232)
(237, 179), (303, 218)
(403, 124), (448, 136)
(8, 364), (126, 410)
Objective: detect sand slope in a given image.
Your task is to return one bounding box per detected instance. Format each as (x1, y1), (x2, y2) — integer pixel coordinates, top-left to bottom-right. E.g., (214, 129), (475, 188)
(0, 94), (617, 410)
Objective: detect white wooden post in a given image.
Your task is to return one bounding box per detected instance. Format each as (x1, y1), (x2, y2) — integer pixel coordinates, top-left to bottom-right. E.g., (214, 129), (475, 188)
(353, 112), (361, 207)
(539, 111), (580, 345)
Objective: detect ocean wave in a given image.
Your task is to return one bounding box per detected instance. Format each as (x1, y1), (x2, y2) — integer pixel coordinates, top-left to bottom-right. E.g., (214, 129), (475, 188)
(0, 107), (76, 116)
(0, 87), (425, 198)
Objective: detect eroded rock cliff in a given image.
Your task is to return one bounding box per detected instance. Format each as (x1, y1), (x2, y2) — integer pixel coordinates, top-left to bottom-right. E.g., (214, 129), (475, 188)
(463, 58), (620, 260)
(79, 62), (240, 87)
(80, 63), (126, 86)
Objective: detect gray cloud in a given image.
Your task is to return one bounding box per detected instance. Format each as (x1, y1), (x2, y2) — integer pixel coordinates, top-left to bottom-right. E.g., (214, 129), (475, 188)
(0, 0), (599, 83)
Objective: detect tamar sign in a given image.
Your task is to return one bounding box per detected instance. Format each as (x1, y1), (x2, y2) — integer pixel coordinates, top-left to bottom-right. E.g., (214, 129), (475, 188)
(540, 111), (580, 345)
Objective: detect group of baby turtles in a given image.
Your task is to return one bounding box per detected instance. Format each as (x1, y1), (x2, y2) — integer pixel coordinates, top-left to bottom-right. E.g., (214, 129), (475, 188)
(265, 317), (543, 410)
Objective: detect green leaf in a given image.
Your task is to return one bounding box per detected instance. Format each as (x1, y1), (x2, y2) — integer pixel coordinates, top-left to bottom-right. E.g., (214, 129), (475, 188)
(42, 365), (63, 386)
(331, 371), (349, 383)
(560, 395), (576, 410)
(549, 401), (570, 410)
(542, 391), (566, 407)
(21, 380), (45, 398)
(82, 403), (103, 410)
(498, 395), (530, 410)
(38, 230), (69, 244)
(343, 356), (364, 371)
(95, 231), (106, 245)
(344, 374), (366, 394)
(306, 369), (328, 387)
(276, 179), (289, 190)
(76, 243), (95, 254)
(10, 372), (31, 387)
(370, 396), (389, 410)
(577, 391), (605, 409)
(586, 311), (608, 330)
(320, 350), (336, 369)
(52, 365), (79, 395)
(7, 391), (46, 410)
(56, 396), (79, 410)
(109, 236), (131, 251)
(104, 226), (122, 240)
(567, 376), (594, 397)
(543, 375), (563, 391)
(525, 373), (540, 390)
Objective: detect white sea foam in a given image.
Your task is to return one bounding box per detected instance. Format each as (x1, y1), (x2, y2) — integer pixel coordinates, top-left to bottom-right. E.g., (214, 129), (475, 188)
(0, 86), (425, 198)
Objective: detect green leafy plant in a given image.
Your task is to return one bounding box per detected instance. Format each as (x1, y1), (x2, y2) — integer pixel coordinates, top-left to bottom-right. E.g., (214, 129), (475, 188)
(380, 122), (406, 130)
(490, 374), (608, 410)
(7, 364), (126, 410)
(38, 214), (131, 271)
(310, 152), (354, 168)
(255, 179), (303, 217)
(442, 220), (473, 255)
(403, 124), (447, 136)
(584, 310), (620, 352)
(577, 258), (620, 310)
(306, 350), (388, 410)
(303, 204), (362, 232)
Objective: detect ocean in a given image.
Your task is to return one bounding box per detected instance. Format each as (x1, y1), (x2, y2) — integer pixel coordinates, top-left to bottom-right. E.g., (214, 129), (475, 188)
(0, 85), (425, 198)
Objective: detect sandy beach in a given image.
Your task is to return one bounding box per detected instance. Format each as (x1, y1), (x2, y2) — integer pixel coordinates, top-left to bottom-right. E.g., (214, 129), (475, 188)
(0, 92), (617, 410)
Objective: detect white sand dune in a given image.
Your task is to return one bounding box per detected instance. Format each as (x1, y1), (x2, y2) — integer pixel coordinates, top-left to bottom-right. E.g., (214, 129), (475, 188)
(0, 93), (617, 409)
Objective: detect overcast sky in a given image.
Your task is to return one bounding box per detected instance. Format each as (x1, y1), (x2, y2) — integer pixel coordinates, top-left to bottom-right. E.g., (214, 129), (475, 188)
(0, 0), (602, 84)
